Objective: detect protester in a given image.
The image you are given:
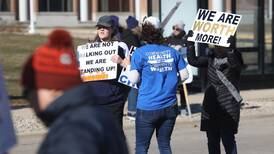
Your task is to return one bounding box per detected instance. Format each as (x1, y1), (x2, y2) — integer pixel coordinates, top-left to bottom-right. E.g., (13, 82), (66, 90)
(122, 16), (142, 48)
(21, 29), (129, 154)
(166, 20), (192, 115)
(187, 34), (244, 154)
(111, 15), (124, 40)
(121, 16), (142, 120)
(89, 15), (130, 130)
(0, 65), (16, 154)
(167, 20), (186, 41)
(123, 16), (189, 154)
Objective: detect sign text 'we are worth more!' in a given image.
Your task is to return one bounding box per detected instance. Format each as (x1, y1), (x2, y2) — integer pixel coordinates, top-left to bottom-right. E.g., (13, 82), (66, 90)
(188, 9), (242, 47)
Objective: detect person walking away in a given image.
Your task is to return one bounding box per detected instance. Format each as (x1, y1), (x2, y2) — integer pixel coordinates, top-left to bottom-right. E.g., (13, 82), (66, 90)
(187, 35), (244, 154)
(21, 29), (129, 154)
(124, 16), (189, 154)
(121, 15), (142, 120)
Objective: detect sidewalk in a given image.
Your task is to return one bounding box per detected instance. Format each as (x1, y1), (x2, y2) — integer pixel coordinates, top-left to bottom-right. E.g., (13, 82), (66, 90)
(11, 88), (274, 135)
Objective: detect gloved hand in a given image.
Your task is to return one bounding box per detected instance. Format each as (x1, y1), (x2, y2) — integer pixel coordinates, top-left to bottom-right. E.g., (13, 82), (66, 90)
(227, 35), (235, 48)
(185, 30), (195, 48)
(227, 35), (234, 43)
(186, 30), (194, 38)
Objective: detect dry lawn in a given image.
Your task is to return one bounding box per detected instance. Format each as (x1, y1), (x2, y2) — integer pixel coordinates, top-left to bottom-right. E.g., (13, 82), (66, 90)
(0, 33), (85, 105)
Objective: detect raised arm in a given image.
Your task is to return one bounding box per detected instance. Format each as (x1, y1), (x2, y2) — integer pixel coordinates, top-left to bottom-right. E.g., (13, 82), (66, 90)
(184, 30), (208, 67)
(186, 43), (208, 68)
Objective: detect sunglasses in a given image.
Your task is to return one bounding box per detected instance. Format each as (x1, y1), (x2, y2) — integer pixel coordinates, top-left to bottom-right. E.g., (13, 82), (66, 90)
(97, 26), (111, 30)
(172, 26), (181, 31)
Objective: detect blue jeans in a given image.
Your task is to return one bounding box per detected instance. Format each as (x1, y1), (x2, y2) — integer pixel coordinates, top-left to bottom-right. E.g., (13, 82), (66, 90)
(206, 129), (237, 154)
(128, 88), (138, 114)
(135, 104), (178, 154)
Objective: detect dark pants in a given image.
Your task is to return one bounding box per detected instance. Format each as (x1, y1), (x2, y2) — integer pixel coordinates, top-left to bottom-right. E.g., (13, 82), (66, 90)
(128, 88), (138, 114)
(206, 129), (237, 154)
(135, 104), (178, 154)
(102, 102), (125, 136)
(178, 84), (186, 109)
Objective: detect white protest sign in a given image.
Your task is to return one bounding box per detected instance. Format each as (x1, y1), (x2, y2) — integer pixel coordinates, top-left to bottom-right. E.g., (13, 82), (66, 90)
(118, 67), (138, 89)
(184, 62), (193, 84)
(118, 46), (138, 89)
(188, 9), (242, 47)
(180, 47), (193, 84)
(77, 41), (118, 82)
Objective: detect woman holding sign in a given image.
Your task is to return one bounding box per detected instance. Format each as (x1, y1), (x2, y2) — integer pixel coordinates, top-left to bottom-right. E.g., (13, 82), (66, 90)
(85, 15), (130, 134)
(187, 35), (244, 154)
(125, 16), (189, 154)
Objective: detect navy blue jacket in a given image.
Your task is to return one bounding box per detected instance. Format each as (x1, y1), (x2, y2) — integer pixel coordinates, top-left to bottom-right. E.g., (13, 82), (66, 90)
(37, 84), (129, 154)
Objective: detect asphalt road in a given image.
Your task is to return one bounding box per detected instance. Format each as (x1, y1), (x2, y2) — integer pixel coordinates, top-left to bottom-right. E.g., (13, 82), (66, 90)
(10, 114), (274, 154)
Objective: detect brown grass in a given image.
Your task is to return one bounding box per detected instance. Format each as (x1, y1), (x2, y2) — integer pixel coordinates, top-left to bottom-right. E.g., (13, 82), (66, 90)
(0, 33), (86, 105)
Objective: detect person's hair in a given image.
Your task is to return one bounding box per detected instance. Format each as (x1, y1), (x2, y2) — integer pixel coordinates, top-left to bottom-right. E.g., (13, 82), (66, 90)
(93, 34), (119, 42)
(131, 26), (141, 37)
(141, 23), (164, 44)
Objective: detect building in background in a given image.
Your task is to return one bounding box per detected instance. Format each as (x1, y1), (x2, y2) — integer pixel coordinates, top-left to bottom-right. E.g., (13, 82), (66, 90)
(0, 0), (149, 27)
(146, 0), (273, 90)
(196, 0), (274, 90)
(0, 0), (273, 90)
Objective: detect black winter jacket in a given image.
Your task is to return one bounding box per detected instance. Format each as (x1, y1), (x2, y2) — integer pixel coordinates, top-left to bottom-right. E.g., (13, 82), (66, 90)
(187, 47), (244, 134)
(85, 41), (130, 106)
(166, 32), (187, 48)
(121, 29), (141, 48)
(37, 84), (129, 154)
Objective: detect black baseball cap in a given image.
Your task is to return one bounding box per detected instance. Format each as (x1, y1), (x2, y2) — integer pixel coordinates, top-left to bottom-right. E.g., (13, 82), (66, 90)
(96, 15), (113, 28)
